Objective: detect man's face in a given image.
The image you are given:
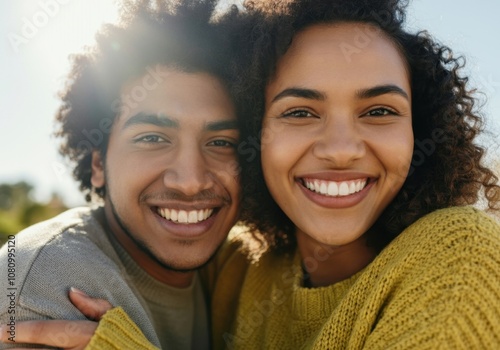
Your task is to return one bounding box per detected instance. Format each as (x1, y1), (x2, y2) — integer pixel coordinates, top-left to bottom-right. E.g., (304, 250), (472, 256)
(91, 66), (240, 273)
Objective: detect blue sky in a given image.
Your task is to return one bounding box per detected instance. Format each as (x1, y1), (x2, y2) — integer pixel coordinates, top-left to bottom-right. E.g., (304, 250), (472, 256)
(1, 0), (499, 207)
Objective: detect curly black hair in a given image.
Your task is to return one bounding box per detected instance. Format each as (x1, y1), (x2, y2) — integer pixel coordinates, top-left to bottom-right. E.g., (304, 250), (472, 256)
(225, 0), (500, 252)
(55, 0), (235, 202)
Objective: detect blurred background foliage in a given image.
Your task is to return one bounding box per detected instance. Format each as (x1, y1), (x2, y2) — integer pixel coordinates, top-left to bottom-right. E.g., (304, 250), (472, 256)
(0, 181), (67, 245)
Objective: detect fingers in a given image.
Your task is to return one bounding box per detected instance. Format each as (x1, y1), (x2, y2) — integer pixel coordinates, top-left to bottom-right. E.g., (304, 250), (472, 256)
(69, 287), (113, 321)
(0, 320), (97, 350)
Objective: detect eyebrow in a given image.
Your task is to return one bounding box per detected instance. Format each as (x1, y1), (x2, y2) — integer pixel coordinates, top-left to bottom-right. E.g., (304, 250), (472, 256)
(270, 84), (409, 103)
(122, 112), (238, 132)
(122, 113), (178, 130)
(205, 120), (239, 131)
(356, 84), (409, 100)
(271, 88), (326, 103)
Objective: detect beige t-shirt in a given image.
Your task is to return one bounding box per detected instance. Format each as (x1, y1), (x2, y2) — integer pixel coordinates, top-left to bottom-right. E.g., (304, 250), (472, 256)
(145, 273), (209, 350)
(109, 232), (209, 349)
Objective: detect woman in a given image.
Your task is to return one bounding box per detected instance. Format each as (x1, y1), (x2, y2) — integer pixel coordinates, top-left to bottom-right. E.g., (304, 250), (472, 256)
(4, 0), (500, 348)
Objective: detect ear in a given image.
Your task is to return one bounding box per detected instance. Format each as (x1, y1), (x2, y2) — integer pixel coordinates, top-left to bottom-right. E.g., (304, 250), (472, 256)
(90, 150), (105, 188)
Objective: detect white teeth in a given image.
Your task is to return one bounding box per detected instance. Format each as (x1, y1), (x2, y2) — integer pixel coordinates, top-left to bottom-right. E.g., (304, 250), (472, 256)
(339, 182), (349, 196)
(157, 208), (214, 224)
(178, 210), (188, 223)
(304, 179), (367, 197)
(188, 211), (197, 223)
(349, 182), (356, 193)
(356, 181), (365, 192)
(327, 182), (339, 196)
(320, 182), (327, 194)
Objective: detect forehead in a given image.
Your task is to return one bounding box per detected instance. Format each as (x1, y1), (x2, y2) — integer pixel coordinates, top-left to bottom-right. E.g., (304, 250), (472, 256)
(269, 22), (410, 92)
(117, 66), (235, 127)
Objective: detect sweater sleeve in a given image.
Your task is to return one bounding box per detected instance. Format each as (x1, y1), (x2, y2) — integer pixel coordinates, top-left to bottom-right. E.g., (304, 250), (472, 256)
(361, 208), (500, 349)
(86, 307), (159, 350)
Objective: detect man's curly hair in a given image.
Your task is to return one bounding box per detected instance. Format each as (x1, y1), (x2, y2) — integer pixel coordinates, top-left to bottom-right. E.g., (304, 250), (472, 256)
(225, 0), (500, 252)
(55, 0), (233, 202)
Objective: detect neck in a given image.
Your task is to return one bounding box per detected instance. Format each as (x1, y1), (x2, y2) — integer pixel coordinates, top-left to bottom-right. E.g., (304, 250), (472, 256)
(297, 234), (376, 287)
(102, 204), (194, 288)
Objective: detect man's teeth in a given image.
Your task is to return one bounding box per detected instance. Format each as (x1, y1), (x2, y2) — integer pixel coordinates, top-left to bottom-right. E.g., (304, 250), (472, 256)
(304, 179), (367, 197)
(157, 208), (214, 224)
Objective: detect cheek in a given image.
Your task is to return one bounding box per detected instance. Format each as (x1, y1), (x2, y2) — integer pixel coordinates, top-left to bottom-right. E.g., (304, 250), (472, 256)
(261, 134), (289, 184)
(261, 129), (306, 203)
(209, 157), (241, 197)
(377, 128), (414, 187)
(106, 153), (159, 193)
(225, 174), (242, 204)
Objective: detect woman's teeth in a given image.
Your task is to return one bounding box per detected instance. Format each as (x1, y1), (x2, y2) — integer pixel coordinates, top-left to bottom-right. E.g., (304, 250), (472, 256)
(304, 179), (367, 197)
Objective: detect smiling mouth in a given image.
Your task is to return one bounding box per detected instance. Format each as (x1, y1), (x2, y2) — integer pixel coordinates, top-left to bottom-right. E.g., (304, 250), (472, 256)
(302, 178), (368, 197)
(156, 207), (215, 224)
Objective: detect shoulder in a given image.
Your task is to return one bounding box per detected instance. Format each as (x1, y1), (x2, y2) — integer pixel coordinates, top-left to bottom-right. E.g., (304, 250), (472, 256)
(0, 207), (115, 270)
(412, 206), (499, 230)
(397, 206), (500, 254)
(379, 206), (500, 297)
(0, 207), (127, 315)
(4, 206), (104, 248)
(372, 206), (500, 306)
(365, 207), (500, 347)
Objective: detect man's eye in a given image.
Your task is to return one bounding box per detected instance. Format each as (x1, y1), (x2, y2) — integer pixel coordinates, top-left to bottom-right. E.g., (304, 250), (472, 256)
(209, 139), (235, 147)
(281, 109), (315, 118)
(135, 135), (166, 143)
(365, 108), (398, 117)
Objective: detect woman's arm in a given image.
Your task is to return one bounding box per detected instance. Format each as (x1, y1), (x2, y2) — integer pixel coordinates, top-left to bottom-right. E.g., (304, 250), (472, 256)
(0, 289), (158, 350)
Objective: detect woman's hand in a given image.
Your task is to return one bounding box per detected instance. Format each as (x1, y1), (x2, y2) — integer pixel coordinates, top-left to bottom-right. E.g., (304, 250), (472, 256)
(0, 287), (113, 349)
(68, 287), (113, 321)
(0, 319), (97, 350)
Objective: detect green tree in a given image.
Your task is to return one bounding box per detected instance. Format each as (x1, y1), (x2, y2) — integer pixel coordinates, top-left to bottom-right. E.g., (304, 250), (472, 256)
(0, 182), (67, 245)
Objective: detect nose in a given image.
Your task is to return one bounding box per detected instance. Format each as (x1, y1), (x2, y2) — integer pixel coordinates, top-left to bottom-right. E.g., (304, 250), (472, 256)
(163, 144), (214, 196)
(312, 117), (366, 167)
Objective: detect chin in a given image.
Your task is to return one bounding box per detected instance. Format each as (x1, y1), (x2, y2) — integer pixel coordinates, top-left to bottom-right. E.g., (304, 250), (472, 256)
(156, 253), (214, 272)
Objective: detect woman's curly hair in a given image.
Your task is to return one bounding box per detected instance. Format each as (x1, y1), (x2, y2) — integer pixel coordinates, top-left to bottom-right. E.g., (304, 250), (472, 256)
(55, 0), (234, 202)
(225, 0), (500, 252)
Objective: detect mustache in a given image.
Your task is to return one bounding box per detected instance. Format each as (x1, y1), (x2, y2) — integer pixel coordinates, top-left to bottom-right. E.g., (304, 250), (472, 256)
(140, 189), (231, 204)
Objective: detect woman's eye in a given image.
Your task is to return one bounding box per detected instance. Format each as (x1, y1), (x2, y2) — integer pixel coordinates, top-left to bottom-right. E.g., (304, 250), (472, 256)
(281, 109), (315, 118)
(365, 108), (397, 117)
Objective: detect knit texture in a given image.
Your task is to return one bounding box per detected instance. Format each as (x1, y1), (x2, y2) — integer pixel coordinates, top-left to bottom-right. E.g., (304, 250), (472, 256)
(87, 307), (159, 350)
(219, 206), (500, 349)
(0, 207), (162, 349)
(84, 207), (500, 349)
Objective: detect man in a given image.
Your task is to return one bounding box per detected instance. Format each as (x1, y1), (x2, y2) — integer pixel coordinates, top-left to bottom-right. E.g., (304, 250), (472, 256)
(0, 0), (240, 348)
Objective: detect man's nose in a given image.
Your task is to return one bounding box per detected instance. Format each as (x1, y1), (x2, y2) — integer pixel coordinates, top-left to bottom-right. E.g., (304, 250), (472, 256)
(162, 145), (214, 196)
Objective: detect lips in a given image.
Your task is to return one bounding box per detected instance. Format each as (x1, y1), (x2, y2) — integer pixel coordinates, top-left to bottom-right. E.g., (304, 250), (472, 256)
(295, 173), (374, 209)
(156, 207), (214, 224)
(302, 178), (367, 197)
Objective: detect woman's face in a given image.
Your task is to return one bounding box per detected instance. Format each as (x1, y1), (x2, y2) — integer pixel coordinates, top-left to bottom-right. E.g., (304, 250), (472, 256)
(262, 22), (413, 251)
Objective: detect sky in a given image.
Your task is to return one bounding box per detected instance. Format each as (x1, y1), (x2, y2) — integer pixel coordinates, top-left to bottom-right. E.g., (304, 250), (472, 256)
(1, 0), (499, 207)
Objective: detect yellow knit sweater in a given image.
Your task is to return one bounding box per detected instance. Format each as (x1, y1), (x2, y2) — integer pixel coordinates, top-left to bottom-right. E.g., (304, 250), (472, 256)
(87, 207), (500, 349)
